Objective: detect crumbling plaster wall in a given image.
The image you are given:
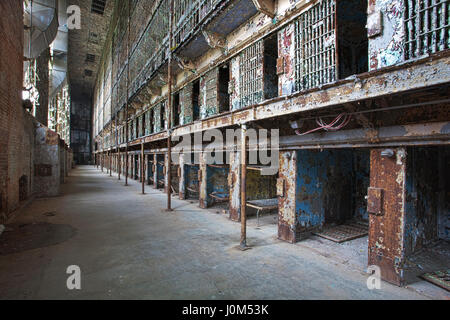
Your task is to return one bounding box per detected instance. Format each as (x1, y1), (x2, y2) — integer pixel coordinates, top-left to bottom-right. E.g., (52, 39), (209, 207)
(368, 0), (405, 71)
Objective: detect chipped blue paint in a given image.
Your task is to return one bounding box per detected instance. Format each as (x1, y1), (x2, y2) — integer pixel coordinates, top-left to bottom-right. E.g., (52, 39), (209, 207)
(295, 149), (354, 230)
(206, 165), (229, 207)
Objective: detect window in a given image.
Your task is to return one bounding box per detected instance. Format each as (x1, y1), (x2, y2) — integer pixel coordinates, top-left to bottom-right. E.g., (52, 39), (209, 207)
(240, 40), (264, 108)
(91, 0), (106, 15)
(404, 0), (450, 60)
(294, 0), (336, 91)
(294, 0), (367, 91)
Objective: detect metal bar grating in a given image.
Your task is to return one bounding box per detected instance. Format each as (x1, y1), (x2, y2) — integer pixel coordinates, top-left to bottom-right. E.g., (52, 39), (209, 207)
(295, 0), (336, 92)
(421, 269), (450, 291)
(312, 221), (368, 243)
(173, 0), (221, 47)
(405, 0), (450, 60)
(239, 40), (264, 108)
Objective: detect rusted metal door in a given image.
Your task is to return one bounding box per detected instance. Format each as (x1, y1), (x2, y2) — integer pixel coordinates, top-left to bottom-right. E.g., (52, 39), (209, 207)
(368, 148), (407, 286)
(277, 151), (297, 243)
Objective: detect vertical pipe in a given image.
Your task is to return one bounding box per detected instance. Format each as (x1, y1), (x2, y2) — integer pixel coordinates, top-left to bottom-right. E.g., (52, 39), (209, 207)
(118, 148), (121, 180)
(125, 0), (130, 186)
(167, 0), (174, 211)
(240, 124), (248, 249)
(141, 141), (145, 194)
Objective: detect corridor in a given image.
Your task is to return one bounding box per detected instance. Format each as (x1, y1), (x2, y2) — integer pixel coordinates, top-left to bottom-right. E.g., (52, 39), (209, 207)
(0, 166), (436, 300)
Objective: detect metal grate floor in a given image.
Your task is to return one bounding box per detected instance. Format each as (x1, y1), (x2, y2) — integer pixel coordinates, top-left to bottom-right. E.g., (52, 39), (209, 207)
(313, 221), (368, 243)
(421, 270), (450, 292)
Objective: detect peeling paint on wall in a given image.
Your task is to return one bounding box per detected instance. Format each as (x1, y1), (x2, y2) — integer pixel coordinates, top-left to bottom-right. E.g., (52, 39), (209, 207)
(368, 0), (405, 71)
(180, 83), (193, 125)
(200, 68), (219, 119)
(278, 23), (296, 96)
(229, 150), (241, 221)
(230, 55), (241, 110)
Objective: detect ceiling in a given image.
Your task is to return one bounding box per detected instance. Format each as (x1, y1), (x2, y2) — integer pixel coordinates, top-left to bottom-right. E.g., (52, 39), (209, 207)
(67, 0), (114, 100)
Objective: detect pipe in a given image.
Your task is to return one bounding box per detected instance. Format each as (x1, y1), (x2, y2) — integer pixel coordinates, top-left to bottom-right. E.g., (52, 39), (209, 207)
(240, 124), (248, 249)
(141, 141), (145, 194)
(125, 0), (131, 186)
(118, 149), (121, 180)
(166, 0), (174, 211)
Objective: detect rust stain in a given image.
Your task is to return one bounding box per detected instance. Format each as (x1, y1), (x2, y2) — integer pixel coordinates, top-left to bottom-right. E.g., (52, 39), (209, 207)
(368, 148), (406, 286)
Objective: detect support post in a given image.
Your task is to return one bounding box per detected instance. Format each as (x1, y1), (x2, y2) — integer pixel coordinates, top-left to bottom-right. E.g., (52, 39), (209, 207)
(141, 141), (145, 194)
(124, 0), (130, 186)
(239, 124), (249, 250)
(118, 149), (121, 180)
(368, 147), (407, 286)
(166, 0), (174, 211)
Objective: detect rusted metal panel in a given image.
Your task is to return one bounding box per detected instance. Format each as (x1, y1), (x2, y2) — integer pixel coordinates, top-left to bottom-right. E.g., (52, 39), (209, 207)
(295, 149), (353, 235)
(278, 22), (297, 96)
(168, 55), (450, 143)
(368, 0), (404, 70)
(153, 153), (158, 189)
(164, 153), (169, 192)
(404, 147), (444, 255)
(229, 150), (241, 221)
(179, 154), (185, 199)
(367, 187), (383, 215)
(368, 147), (407, 286)
(230, 55), (241, 110)
(199, 152), (207, 208)
(278, 150), (297, 243)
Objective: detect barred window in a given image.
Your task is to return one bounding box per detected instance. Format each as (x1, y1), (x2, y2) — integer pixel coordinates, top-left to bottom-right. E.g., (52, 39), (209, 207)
(239, 40), (264, 108)
(295, 0), (337, 91)
(404, 0), (450, 60)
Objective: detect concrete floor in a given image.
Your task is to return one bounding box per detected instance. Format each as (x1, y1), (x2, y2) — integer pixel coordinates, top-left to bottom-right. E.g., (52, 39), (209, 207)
(0, 166), (445, 299)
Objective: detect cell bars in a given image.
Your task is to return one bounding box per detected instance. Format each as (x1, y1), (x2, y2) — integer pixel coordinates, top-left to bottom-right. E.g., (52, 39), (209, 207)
(295, 0), (336, 92)
(239, 40), (264, 108)
(173, 0), (222, 47)
(404, 0), (450, 60)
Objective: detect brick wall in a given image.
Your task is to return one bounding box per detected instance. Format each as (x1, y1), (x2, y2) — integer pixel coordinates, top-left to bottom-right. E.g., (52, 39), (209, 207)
(0, 1), (35, 222)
